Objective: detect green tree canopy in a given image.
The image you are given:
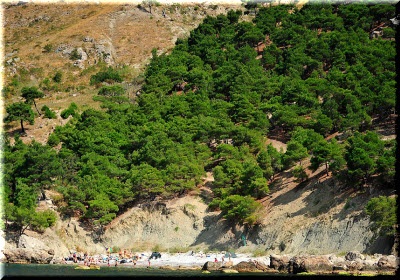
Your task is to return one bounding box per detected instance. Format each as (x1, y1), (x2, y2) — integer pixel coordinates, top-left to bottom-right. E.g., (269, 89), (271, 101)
(4, 102), (35, 133)
(21, 86), (44, 116)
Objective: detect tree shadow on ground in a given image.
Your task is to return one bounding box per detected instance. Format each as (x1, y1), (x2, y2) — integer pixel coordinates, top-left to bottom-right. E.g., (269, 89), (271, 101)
(268, 167), (358, 220)
(191, 216), (245, 250)
(5, 126), (28, 138)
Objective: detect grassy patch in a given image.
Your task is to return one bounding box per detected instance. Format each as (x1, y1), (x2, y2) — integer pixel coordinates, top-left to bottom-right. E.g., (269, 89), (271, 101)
(297, 272), (317, 275)
(252, 248), (266, 257)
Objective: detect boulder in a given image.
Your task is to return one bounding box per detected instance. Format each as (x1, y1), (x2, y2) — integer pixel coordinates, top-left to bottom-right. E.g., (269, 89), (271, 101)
(333, 264), (347, 271)
(221, 260), (233, 268)
(288, 255), (333, 274)
(202, 261), (223, 271)
(232, 261), (261, 272)
(377, 255), (398, 270)
(345, 260), (364, 271)
(252, 260), (270, 271)
(345, 251), (365, 261)
(269, 254), (290, 271)
(3, 248), (54, 264)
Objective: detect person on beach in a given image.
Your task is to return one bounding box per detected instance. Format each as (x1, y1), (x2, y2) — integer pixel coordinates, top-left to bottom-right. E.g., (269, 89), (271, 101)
(148, 258), (151, 267)
(214, 257), (218, 262)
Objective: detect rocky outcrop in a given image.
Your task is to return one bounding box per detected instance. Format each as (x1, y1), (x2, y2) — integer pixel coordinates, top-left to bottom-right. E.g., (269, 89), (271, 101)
(253, 217), (394, 256)
(202, 261), (223, 271)
(269, 254), (290, 271)
(268, 253), (398, 274)
(3, 248), (54, 264)
(221, 260), (233, 268)
(377, 255), (398, 270)
(288, 255), (333, 274)
(232, 261), (262, 272)
(18, 235), (51, 252)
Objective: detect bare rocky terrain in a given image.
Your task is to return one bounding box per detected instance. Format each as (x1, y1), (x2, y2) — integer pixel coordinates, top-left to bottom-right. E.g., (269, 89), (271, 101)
(1, 2), (397, 273)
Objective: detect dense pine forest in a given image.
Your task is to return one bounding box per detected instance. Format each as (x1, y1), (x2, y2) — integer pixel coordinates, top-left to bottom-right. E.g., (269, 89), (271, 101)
(2, 2), (397, 239)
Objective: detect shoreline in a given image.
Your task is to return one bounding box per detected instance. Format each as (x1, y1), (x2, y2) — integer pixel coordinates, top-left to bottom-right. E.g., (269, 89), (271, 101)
(57, 251), (257, 269)
(2, 251), (397, 277)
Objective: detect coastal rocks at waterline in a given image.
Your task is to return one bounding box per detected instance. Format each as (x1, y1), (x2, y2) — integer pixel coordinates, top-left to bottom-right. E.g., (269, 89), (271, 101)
(232, 261), (262, 272)
(269, 254), (290, 271)
(377, 255), (398, 270)
(3, 248), (54, 264)
(202, 261), (223, 271)
(202, 260), (272, 273)
(270, 252), (399, 274)
(288, 255), (332, 274)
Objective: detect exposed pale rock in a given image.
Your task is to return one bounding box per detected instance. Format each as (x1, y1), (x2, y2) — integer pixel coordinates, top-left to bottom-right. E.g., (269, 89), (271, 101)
(3, 248), (54, 264)
(220, 269), (238, 273)
(18, 235), (50, 252)
(377, 255), (398, 270)
(345, 251), (365, 261)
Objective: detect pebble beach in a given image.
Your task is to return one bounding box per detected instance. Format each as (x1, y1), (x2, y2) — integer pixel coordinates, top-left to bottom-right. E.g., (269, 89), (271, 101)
(61, 251), (266, 269)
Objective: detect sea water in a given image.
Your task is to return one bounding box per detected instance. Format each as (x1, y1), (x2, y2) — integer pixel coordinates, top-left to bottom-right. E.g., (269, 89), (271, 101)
(1, 263), (284, 278)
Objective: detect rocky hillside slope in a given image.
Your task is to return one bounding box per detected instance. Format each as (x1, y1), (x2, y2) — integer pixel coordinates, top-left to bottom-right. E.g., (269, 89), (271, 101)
(1, 2), (396, 261)
(3, 2), (244, 111)
(2, 148), (395, 261)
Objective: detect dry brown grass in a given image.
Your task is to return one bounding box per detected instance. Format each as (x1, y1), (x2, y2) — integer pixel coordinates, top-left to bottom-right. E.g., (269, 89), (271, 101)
(3, 2), (244, 145)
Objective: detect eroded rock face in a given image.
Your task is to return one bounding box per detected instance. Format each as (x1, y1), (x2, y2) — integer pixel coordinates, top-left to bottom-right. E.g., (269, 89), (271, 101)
(18, 235), (50, 251)
(3, 248), (54, 264)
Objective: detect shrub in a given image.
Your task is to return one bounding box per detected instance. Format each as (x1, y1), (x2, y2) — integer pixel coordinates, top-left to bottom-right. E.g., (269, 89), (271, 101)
(219, 195), (262, 225)
(292, 165), (308, 182)
(41, 105), (57, 119)
(60, 102), (78, 119)
(365, 196), (397, 236)
(70, 48), (81, 60)
(30, 210), (57, 233)
(53, 71), (62, 83)
(90, 67), (122, 85)
(208, 198), (221, 211)
(43, 44), (53, 53)
(98, 85), (125, 97)
(47, 133), (60, 147)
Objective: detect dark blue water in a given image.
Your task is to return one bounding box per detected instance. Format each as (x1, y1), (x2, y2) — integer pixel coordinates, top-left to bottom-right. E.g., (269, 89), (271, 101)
(1, 263), (288, 279)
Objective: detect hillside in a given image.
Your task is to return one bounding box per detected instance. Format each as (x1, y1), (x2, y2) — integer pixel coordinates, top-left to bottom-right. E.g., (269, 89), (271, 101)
(1, 1), (397, 262)
(3, 2), (244, 113)
(3, 1), (247, 145)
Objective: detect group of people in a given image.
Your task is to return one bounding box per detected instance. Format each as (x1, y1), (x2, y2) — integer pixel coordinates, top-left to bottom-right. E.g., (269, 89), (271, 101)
(214, 252), (231, 264)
